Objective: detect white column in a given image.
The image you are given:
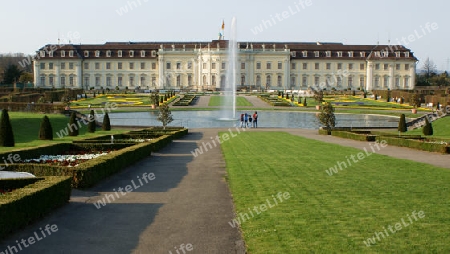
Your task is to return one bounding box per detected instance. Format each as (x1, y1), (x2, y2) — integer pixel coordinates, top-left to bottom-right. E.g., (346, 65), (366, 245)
(158, 55), (164, 89)
(409, 62), (416, 90)
(76, 61), (82, 88)
(33, 61), (40, 87)
(55, 63), (60, 88)
(248, 54), (254, 90)
(284, 58), (290, 89)
(198, 52), (203, 90)
(389, 64), (394, 90)
(366, 61), (373, 91)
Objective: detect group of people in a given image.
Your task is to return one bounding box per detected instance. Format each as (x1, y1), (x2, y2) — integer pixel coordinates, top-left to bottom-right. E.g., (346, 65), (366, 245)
(240, 111), (258, 128)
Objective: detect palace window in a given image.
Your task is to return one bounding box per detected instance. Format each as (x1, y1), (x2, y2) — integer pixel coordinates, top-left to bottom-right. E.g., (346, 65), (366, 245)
(337, 51), (343, 57)
(95, 50), (100, 57)
(106, 51), (112, 57)
(141, 50), (145, 57)
(302, 51), (308, 57)
(129, 50), (134, 57)
(118, 50), (122, 57)
(61, 51), (65, 57)
(348, 51), (353, 57)
(326, 51), (331, 57)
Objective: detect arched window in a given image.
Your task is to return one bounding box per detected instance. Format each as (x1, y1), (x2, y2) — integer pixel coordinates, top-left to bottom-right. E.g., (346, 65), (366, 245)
(203, 75), (207, 85)
(266, 75), (271, 86)
(277, 75), (282, 87)
(241, 75), (246, 86)
(177, 75), (181, 86)
(256, 75), (261, 87)
(212, 75), (216, 86)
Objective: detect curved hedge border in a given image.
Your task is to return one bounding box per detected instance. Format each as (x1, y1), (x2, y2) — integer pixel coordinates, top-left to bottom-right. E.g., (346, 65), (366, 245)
(0, 176), (72, 239)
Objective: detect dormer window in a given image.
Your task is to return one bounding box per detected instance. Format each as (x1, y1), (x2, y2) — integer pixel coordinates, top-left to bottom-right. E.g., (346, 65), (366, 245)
(348, 51), (353, 57)
(314, 51), (319, 57)
(290, 51), (296, 57)
(49, 51), (53, 57)
(95, 50), (100, 57)
(40, 51), (45, 57)
(374, 51), (381, 57)
(129, 50), (134, 57)
(395, 52), (401, 58)
(151, 50), (156, 57)
(61, 51), (65, 57)
(106, 50), (111, 57)
(337, 51), (343, 57)
(404, 52), (410, 58)
(326, 51), (331, 57)
(84, 51), (89, 57)
(69, 50), (74, 57)
(118, 50), (122, 57)
(302, 51), (308, 57)
(382, 51), (389, 57)
(140, 50), (145, 57)
(360, 52), (365, 57)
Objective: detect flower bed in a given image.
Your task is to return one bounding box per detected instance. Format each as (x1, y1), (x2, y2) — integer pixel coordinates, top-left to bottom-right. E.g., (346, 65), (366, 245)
(22, 151), (111, 167)
(173, 94), (197, 106)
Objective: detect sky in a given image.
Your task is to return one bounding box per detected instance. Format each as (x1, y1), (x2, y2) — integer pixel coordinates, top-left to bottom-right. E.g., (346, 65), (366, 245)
(1, 0), (449, 71)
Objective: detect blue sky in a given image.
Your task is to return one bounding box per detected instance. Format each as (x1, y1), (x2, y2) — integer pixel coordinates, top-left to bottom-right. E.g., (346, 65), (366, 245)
(1, 0), (448, 71)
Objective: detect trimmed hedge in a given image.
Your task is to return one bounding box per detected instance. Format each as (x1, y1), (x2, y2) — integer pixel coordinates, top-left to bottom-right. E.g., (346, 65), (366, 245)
(173, 94), (197, 106)
(376, 136), (449, 154)
(6, 130), (187, 188)
(331, 131), (377, 141)
(0, 178), (40, 190)
(0, 176), (72, 239)
(318, 129), (331, 135)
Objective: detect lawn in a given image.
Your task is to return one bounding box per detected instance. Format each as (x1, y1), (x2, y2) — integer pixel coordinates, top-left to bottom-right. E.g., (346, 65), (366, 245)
(221, 132), (450, 253)
(401, 116), (450, 139)
(1, 112), (127, 152)
(208, 96), (253, 106)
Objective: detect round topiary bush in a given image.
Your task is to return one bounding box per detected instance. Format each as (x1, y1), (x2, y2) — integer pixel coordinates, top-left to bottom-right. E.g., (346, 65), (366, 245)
(0, 109), (15, 147)
(39, 115), (53, 140)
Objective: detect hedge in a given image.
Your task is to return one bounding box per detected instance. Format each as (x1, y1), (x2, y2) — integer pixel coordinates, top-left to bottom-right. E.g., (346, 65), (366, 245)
(375, 135), (450, 154)
(318, 129), (331, 135)
(5, 131), (186, 188)
(331, 131), (377, 141)
(0, 176), (72, 240)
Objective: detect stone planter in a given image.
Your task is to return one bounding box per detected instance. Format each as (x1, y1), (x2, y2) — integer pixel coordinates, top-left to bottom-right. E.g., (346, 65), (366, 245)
(411, 108), (417, 114)
(316, 105), (322, 110)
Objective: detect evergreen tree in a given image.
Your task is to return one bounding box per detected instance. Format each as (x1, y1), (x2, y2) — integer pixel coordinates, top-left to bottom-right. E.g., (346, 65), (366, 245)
(39, 115), (53, 140)
(102, 113), (111, 131)
(422, 117), (433, 136)
(303, 97), (307, 106)
(87, 110), (96, 133)
(68, 112), (79, 136)
(398, 114), (407, 132)
(0, 109), (15, 147)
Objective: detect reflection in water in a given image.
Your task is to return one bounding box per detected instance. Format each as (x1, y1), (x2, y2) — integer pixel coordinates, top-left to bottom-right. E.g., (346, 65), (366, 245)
(105, 111), (398, 129)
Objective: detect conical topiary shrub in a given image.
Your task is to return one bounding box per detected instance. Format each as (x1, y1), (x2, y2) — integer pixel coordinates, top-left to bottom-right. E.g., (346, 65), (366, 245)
(303, 97), (307, 107)
(398, 114), (407, 132)
(39, 115), (53, 140)
(68, 112), (79, 136)
(102, 113), (111, 131)
(422, 117), (433, 136)
(0, 109), (15, 147)
(87, 110), (96, 133)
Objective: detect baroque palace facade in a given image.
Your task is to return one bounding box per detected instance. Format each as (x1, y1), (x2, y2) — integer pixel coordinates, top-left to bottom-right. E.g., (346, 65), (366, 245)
(33, 40), (417, 91)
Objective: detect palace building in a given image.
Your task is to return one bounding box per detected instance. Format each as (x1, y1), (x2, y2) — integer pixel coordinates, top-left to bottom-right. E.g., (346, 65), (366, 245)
(33, 40), (417, 91)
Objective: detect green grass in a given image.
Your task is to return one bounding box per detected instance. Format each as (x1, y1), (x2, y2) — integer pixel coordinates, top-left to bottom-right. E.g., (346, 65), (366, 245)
(221, 132), (450, 253)
(402, 116), (450, 139)
(2, 112), (127, 152)
(208, 96), (253, 106)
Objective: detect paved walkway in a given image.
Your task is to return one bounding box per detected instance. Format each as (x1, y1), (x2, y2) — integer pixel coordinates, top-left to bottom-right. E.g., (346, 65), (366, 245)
(1, 128), (448, 254)
(0, 130), (245, 254)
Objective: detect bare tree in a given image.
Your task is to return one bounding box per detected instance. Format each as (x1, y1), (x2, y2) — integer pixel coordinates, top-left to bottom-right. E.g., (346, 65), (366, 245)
(422, 57), (437, 78)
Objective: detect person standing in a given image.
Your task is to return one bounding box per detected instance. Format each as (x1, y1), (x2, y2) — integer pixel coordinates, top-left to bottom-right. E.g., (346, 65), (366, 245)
(248, 114), (253, 128)
(240, 113), (245, 128)
(244, 113), (248, 128)
(253, 111), (258, 128)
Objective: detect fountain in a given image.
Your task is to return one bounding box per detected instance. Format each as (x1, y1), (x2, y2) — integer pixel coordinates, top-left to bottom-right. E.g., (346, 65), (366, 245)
(219, 17), (237, 121)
